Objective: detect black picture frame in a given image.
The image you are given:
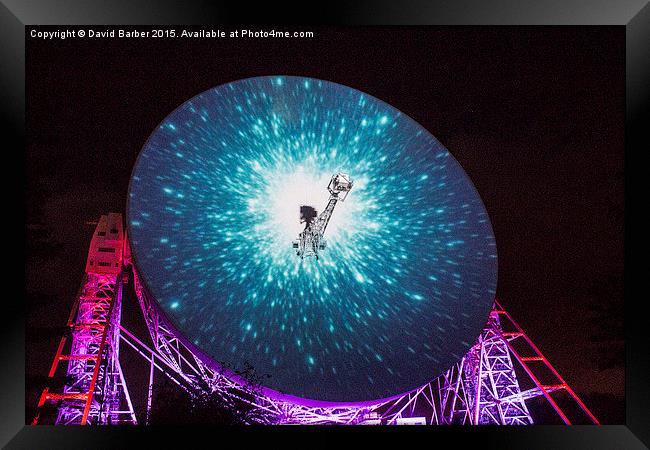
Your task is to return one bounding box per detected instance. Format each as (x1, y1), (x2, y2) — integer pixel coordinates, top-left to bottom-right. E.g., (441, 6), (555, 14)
(4, 1), (647, 448)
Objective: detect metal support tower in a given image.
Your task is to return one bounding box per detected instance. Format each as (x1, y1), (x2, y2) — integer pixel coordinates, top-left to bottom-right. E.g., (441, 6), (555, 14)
(463, 307), (534, 425)
(33, 214), (137, 425)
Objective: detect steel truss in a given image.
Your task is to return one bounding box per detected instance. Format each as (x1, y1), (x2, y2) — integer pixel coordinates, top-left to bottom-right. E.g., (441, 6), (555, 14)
(35, 213), (599, 425)
(33, 272), (137, 425)
(127, 262), (599, 425)
(33, 214), (136, 425)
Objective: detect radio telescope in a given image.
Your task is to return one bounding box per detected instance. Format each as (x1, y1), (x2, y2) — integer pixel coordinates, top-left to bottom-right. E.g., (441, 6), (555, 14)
(124, 76), (498, 403)
(33, 77), (598, 425)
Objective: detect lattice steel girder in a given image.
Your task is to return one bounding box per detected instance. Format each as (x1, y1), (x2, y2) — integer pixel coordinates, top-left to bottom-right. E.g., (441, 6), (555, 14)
(469, 311), (533, 425)
(129, 264), (538, 425)
(128, 264), (599, 426)
(33, 214), (137, 426)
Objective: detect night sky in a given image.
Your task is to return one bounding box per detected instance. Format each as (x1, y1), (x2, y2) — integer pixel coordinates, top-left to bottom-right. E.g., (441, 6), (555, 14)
(25, 27), (624, 421)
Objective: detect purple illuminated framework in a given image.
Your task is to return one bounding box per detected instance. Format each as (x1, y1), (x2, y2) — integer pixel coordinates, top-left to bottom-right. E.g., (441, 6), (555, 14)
(34, 214), (137, 425)
(34, 214), (599, 425)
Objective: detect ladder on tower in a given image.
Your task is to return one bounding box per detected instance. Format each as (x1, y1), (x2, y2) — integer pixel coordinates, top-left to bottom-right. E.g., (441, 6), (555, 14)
(374, 301), (600, 425)
(32, 213), (137, 425)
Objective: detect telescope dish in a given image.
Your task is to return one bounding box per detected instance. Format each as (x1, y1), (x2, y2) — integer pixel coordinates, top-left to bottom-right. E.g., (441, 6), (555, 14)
(127, 76), (497, 403)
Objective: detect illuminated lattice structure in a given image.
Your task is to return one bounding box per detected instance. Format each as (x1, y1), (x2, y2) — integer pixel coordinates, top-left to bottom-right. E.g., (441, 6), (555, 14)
(33, 76), (601, 425)
(35, 213), (599, 425)
(124, 251), (598, 425)
(33, 214), (136, 425)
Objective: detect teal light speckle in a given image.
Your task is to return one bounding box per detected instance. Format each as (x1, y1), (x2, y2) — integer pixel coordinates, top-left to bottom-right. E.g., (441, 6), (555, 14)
(127, 76), (497, 403)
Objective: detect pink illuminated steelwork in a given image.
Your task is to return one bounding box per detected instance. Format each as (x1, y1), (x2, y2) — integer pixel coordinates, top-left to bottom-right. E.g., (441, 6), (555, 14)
(33, 214), (136, 425)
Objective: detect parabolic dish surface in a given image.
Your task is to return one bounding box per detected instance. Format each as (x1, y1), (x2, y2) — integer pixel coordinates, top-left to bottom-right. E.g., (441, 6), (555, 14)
(127, 76), (498, 403)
